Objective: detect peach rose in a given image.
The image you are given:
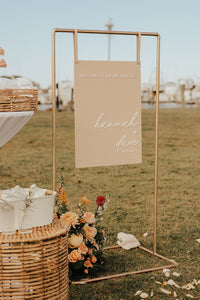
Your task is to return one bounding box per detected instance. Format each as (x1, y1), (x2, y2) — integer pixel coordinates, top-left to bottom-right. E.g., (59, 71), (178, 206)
(60, 212), (79, 228)
(83, 212), (95, 224)
(68, 234), (83, 249)
(84, 260), (93, 268)
(81, 196), (89, 205)
(91, 255), (97, 264)
(78, 242), (88, 255)
(68, 249), (82, 263)
(83, 224), (97, 240)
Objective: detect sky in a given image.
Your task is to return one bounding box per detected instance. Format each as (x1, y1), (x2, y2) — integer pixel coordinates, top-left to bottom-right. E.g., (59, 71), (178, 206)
(1, 0), (200, 89)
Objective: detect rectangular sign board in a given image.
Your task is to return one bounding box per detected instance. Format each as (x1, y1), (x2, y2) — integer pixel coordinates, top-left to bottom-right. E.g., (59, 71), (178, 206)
(74, 60), (142, 168)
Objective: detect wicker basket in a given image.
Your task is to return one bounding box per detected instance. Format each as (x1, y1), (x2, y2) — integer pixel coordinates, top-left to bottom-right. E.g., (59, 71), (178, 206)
(0, 89), (38, 112)
(0, 221), (69, 299)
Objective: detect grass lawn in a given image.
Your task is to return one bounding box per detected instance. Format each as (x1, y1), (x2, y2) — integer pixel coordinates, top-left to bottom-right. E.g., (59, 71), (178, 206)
(0, 108), (199, 299)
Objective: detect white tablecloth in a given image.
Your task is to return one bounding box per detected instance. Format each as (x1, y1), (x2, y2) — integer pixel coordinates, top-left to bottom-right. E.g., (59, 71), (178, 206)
(0, 111), (33, 147)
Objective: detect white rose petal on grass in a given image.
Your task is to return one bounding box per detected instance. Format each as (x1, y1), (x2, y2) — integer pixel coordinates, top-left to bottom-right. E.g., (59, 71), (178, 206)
(196, 239), (200, 243)
(143, 232), (148, 237)
(173, 291), (178, 297)
(163, 268), (171, 277)
(140, 292), (149, 299)
(159, 288), (172, 295)
(150, 291), (153, 297)
(182, 283), (195, 290)
(135, 291), (142, 296)
(186, 294), (194, 299)
(149, 276), (155, 281)
(155, 281), (162, 285)
(173, 272), (181, 277)
(168, 279), (180, 288)
(192, 279), (198, 286)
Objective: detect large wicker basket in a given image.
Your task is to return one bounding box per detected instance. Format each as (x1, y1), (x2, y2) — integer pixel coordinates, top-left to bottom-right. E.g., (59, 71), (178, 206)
(0, 221), (69, 299)
(0, 89), (38, 112)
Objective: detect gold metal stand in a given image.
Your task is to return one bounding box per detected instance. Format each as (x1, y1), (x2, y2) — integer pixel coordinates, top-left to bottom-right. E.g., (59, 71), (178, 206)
(71, 245), (178, 284)
(51, 29), (178, 284)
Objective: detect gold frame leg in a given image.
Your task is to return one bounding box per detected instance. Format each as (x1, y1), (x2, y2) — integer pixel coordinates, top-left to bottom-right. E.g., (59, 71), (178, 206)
(70, 245), (178, 284)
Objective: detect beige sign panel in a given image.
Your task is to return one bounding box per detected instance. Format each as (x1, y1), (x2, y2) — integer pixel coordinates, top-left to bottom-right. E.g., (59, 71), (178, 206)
(74, 60), (142, 168)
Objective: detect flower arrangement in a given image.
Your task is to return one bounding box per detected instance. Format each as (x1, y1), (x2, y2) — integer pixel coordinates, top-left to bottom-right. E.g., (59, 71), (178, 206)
(55, 181), (110, 279)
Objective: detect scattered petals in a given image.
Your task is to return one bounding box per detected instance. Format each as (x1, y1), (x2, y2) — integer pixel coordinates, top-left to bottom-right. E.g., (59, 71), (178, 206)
(162, 281), (168, 286)
(156, 281), (162, 285)
(159, 287), (172, 295)
(150, 291), (153, 297)
(135, 290), (142, 296)
(173, 291), (178, 297)
(186, 294), (194, 298)
(181, 283), (195, 290)
(192, 279), (198, 286)
(163, 268), (171, 277)
(149, 276), (155, 280)
(140, 292), (149, 299)
(196, 239), (200, 243)
(168, 279), (180, 288)
(143, 232), (148, 237)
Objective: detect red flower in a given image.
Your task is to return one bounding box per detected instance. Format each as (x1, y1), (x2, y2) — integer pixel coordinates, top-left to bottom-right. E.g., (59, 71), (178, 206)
(96, 195), (106, 207)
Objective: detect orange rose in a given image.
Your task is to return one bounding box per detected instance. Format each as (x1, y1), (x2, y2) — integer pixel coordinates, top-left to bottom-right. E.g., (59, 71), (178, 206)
(60, 212), (79, 228)
(78, 242), (88, 255)
(84, 260), (93, 268)
(83, 224), (97, 240)
(83, 212), (95, 224)
(81, 196), (89, 205)
(91, 255), (97, 264)
(68, 249), (82, 263)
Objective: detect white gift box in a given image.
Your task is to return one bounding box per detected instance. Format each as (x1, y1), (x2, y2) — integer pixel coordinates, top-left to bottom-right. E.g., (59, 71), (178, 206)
(0, 185), (55, 232)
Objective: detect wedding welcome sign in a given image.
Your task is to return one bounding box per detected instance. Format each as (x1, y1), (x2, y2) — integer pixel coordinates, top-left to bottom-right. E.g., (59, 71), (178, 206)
(74, 60), (142, 168)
